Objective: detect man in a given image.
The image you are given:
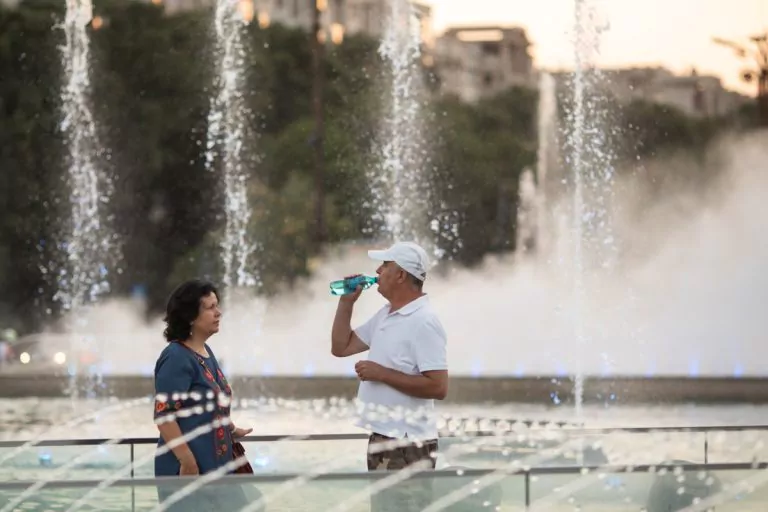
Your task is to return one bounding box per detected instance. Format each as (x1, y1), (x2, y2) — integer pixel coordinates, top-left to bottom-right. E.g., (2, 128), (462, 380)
(331, 241), (448, 511)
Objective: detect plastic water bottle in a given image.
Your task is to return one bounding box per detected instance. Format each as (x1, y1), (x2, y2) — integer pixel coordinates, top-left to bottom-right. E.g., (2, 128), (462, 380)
(329, 275), (378, 296)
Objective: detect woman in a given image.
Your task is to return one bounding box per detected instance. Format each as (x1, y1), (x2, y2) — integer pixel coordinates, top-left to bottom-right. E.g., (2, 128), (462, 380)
(154, 279), (251, 510)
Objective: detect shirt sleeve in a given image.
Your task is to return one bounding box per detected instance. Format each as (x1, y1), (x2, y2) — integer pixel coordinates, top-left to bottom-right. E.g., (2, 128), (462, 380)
(413, 318), (448, 372)
(153, 347), (194, 422)
(353, 307), (387, 347)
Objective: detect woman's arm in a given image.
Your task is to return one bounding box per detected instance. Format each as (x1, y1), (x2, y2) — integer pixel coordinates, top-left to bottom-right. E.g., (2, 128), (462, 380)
(157, 421), (199, 474)
(154, 347), (198, 474)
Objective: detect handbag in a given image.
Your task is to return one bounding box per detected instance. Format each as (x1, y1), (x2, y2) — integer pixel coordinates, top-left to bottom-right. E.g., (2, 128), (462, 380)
(233, 441), (254, 474)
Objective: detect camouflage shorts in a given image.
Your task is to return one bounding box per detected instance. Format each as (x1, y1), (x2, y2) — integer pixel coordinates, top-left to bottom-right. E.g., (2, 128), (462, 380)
(366, 433), (438, 512)
(367, 433), (438, 470)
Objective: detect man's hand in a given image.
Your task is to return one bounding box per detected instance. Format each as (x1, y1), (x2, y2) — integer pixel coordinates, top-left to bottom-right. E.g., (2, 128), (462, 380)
(355, 360), (389, 382)
(339, 275), (364, 304)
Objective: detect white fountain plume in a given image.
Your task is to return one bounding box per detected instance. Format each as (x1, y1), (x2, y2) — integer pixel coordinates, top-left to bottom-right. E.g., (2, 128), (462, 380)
(516, 167), (538, 256)
(563, 0), (616, 421)
(206, 0), (258, 293)
(535, 71), (559, 256)
(204, 0), (265, 374)
(369, 0), (434, 249)
(56, 0), (116, 396)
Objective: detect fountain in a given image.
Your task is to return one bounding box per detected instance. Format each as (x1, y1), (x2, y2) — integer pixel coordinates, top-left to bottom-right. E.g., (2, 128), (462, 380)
(515, 167), (538, 255)
(535, 71), (560, 256)
(55, 0), (116, 397)
(204, 0), (263, 374)
(515, 72), (559, 259)
(205, 0), (258, 293)
(369, 0), (434, 250)
(561, 0), (617, 419)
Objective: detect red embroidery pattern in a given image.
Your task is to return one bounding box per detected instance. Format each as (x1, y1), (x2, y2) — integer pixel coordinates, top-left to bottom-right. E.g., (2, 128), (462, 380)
(217, 369), (232, 394)
(153, 397), (183, 420)
(214, 419), (229, 457)
(183, 346), (233, 463)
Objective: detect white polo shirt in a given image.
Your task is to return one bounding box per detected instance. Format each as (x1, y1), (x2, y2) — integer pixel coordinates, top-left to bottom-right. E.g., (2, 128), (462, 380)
(353, 295), (447, 440)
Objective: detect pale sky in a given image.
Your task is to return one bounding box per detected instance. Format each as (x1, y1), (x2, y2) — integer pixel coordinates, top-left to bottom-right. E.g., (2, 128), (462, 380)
(430, 0), (767, 96)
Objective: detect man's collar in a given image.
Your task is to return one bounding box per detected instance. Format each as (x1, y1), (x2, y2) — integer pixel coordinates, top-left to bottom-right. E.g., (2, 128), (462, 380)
(389, 294), (429, 316)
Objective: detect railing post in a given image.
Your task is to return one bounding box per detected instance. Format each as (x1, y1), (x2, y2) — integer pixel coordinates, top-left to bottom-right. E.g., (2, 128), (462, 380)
(525, 470), (530, 509)
(704, 432), (709, 464)
(130, 442), (136, 512)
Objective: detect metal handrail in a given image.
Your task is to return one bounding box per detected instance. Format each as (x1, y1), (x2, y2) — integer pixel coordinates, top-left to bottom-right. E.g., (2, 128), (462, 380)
(0, 461), (765, 489)
(0, 461), (766, 512)
(1, 423), (767, 448)
(0, 433), (367, 448)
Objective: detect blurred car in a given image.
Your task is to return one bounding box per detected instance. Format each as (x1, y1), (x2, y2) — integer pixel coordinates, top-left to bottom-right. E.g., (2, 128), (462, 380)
(2, 332), (100, 372)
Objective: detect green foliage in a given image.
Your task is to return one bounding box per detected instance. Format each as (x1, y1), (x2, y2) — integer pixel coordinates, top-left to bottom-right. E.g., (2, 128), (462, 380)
(620, 100), (719, 159)
(87, 0), (218, 311)
(430, 87), (538, 262)
(0, 1), (65, 331)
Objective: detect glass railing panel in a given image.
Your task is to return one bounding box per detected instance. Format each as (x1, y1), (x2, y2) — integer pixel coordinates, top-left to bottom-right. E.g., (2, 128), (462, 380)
(5, 467), (768, 511)
(439, 430), (708, 469)
(152, 472), (526, 512)
(0, 443), (132, 481)
(240, 437), (369, 473)
(0, 487), (132, 511)
(0, 471), (528, 511)
(706, 430), (768, 463)
(426, 471), (526, 511)
(132, 442), (158, 478)
(700, 468), (768, 511)
(582, 431), (708, 466)
(530, 467), (768, 511)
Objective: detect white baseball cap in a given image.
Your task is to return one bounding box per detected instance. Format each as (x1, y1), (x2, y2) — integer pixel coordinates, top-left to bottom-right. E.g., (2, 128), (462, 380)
(368, 241), (430, 281)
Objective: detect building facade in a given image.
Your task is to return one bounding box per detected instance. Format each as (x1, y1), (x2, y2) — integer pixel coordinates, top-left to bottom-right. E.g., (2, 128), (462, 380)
(434, 26), (534, 102)
(146, 0), (432, 48)
(596, 66), (749, 118)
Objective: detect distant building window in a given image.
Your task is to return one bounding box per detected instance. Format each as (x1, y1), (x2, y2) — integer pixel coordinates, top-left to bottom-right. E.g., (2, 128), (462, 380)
(481, 42), (500, 55)
(483, 73), (493, 86)
(510, 55), (529, 74)
(693, 84), (705, 114)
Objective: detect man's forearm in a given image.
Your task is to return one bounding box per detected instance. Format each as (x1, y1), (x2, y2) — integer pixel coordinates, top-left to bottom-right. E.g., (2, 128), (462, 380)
(331, 301), (354, 356)
(380, 368), (447, 400)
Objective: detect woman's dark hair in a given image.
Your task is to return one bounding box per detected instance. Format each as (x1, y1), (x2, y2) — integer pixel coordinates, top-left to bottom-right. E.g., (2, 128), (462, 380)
(163, 279), (220, 342)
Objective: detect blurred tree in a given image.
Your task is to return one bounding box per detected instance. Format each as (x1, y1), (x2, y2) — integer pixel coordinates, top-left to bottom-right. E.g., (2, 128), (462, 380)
(620, 100), (719, 159)
(713, 32), (768, 127)
(89, 0), (216, 313)
(0, 0), (65, 332)
(429, 87), (538, 265)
